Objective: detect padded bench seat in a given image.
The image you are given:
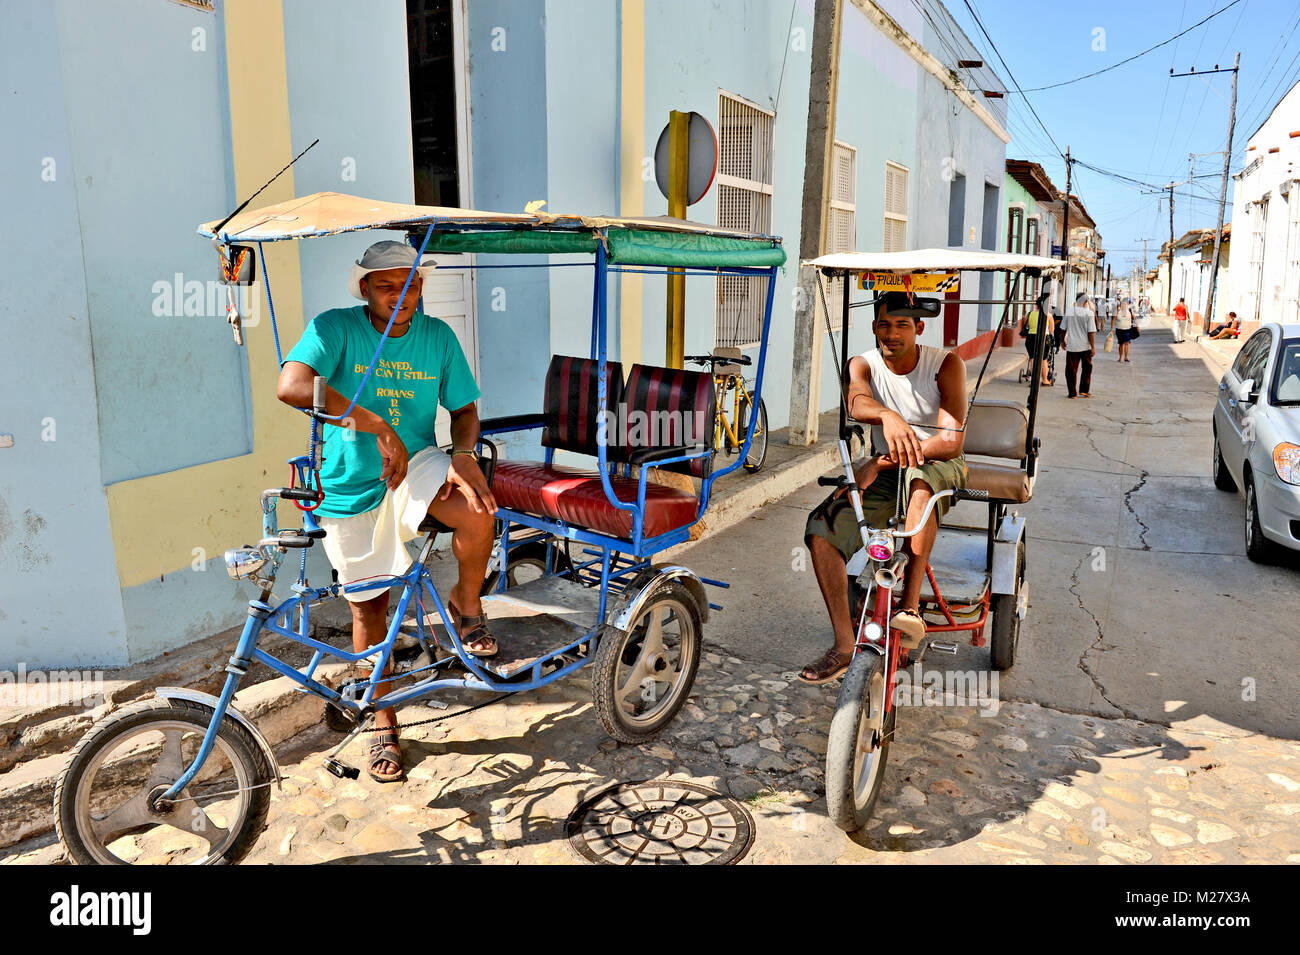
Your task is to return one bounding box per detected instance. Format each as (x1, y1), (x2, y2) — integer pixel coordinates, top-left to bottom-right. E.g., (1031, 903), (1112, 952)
(492, 460), (699, 539)
(964, 461), (1031, 504)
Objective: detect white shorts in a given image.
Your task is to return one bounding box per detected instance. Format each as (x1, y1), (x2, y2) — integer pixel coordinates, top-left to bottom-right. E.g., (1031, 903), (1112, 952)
(319, 446), (451, 602)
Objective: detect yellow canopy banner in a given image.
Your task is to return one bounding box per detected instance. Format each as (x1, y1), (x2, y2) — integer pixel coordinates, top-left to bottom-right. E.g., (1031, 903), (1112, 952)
(858, 271), (958, 293)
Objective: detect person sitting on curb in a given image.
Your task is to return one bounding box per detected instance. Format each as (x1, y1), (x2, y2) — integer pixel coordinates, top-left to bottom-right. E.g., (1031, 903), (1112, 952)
(1208, 312), (1241, 339)
(277, 240), (498, 784)
(799, 291), (968, 684)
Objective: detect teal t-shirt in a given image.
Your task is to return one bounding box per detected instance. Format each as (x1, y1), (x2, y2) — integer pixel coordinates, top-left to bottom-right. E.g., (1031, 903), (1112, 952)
(284, 306), (480, 518)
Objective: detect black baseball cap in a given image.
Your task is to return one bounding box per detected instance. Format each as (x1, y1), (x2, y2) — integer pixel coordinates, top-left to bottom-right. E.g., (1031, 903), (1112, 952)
(874, 291), (941, 318)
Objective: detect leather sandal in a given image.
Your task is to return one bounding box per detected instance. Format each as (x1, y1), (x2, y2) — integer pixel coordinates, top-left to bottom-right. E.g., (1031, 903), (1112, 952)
(891, 608), (926, 648)
(367, 727), (404, 783)
(798, 647), (853, 685)
(448, 601), (499, 658)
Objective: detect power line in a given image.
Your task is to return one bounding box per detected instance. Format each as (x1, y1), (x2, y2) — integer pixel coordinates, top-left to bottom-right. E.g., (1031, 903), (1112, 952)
(1017, 0), (1243, 92)
(959, 0), (1064, 160)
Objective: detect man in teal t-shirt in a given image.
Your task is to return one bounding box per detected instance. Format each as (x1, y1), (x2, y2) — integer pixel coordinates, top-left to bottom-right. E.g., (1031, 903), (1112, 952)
(278, 240), (498, 783)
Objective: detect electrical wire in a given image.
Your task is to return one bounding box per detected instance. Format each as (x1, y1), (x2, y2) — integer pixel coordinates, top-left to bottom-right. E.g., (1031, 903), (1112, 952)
(1016, 0), (1243, 92)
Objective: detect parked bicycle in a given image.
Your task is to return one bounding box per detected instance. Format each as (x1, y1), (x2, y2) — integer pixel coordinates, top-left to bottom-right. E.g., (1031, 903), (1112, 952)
(686, 349), (768, 472)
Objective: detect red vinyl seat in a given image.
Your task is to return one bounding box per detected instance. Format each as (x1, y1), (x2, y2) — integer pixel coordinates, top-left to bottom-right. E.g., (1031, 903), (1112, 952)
(491, 461), (698, 539)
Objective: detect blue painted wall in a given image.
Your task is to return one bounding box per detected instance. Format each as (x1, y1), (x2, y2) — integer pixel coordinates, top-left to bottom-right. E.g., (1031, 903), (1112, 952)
(0, 1), (129, 667)
(53, 0), (253, 486)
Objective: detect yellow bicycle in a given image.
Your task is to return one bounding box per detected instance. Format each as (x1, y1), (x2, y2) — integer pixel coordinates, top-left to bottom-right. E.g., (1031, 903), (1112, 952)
(686, 348), (768, 472)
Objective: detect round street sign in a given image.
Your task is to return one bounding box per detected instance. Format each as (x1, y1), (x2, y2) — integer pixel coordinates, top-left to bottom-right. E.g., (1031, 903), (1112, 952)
(654, 111), (718, 207)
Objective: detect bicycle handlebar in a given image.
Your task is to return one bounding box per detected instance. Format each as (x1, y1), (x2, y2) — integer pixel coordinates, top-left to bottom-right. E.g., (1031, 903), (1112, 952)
(685, 354), (752, 367)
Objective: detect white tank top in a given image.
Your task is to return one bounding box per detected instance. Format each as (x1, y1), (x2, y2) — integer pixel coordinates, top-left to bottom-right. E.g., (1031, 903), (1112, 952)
(861, 345), (949, 454)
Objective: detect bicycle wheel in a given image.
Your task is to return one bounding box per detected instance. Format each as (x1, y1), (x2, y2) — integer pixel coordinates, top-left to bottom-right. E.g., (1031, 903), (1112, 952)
(591, 582), (702, 743)
(824, 651), (890, 833)
(481, 538), (573, 595)
(56, 698), (273, 865)
(740, 394), (768, 472)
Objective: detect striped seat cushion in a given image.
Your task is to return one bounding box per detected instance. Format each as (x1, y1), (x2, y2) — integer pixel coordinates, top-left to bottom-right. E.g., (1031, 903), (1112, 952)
(541, 356), (624, 457)
(622, 363), (716, 477)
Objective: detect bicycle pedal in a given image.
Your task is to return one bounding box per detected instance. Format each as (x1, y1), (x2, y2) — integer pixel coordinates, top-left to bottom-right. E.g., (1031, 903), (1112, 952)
(928, 641), (959, 656)
(323, 757), (359, 780)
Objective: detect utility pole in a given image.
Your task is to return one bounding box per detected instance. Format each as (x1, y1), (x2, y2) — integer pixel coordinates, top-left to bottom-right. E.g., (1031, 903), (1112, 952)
(1206, 52), (1239, 333)
(788, 0), (843, 446)
(1173, 55), (1240, 331)
(1134, 238), (1156, 297)
(1167, 182), (1175, 315)
(1060, 147), (1071, 306)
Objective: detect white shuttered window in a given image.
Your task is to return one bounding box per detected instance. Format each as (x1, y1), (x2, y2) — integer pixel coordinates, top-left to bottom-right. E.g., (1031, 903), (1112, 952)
(825, 141), (857, 330)
(883, 161), (909, 253)
(716, 91), (775, 347)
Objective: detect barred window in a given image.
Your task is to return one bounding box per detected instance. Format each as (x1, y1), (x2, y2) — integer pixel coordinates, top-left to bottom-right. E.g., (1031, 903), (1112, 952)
(716, 91), (774, 348)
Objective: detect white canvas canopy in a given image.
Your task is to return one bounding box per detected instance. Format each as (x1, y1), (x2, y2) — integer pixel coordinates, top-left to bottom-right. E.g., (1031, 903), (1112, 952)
(805, 249), (1068, 274)
(199, 191), (776, 243)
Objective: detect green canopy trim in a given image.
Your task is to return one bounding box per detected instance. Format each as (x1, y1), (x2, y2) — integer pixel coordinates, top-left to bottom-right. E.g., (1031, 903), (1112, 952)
(606, 229), (786, 268)
(419, 226), (785, 267)
(422, 229), (598, 255)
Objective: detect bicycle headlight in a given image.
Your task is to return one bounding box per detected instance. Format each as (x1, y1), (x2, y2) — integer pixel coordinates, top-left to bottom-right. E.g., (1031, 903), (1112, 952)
(866, 532), (894, 562)
(224, 546), (267, 580)
(1275, 442), (1300, 486)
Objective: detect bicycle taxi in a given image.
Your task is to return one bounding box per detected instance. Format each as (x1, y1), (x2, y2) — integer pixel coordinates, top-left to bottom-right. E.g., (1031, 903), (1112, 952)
(803, 248), (1064, 835)
(55, 191), (784, 864)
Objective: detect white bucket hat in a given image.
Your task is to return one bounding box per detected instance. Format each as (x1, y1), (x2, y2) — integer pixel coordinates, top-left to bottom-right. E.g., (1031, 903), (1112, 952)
(348, 240), (436, 301)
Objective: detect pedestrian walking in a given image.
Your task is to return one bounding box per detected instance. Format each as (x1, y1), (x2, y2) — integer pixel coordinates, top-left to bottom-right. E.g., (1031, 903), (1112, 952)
(1062, 292), (1097, 398)
(1172, 297), (1189, 342)
(1112, 296), (1137, 363)
(1019, 291), (1055, 385)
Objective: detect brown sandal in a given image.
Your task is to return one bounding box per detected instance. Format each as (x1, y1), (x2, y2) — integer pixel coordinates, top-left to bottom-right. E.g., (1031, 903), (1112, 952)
(448, 601), (499, 658)
(367, 727), (404, 783)
(798, 647), (853, 685)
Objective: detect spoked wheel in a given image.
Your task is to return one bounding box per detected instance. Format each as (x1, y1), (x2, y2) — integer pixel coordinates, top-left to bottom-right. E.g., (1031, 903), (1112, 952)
(55, 698), (273, 865)
(740, 395), (768, 473)
(481, 539), (573, 595)
(989, 539), (1026, 670)
(825, 651), (890, 834)
(591, 582), (702, 743)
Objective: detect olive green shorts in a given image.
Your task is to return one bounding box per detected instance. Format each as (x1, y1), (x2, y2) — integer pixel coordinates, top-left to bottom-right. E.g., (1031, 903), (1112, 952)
(804, 457), (969, 562)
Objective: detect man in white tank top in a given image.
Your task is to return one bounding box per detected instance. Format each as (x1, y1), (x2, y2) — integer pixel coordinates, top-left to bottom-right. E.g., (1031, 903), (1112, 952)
(801, 292), (969, 684)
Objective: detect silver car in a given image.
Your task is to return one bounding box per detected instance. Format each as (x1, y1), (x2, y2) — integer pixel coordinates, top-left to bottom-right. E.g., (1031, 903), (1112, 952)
(1212, 322), (1300, 561)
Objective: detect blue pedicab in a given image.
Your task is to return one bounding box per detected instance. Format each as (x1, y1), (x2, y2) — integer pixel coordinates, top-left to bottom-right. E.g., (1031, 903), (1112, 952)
(54, 192), (784, 864)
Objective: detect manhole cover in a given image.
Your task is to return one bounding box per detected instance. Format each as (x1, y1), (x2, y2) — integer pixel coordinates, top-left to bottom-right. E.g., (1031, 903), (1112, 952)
(566, 781), (755, 865)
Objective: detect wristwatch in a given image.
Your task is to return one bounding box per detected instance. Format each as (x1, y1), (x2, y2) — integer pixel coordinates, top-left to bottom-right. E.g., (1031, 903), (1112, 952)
(450, 448), (479, 462)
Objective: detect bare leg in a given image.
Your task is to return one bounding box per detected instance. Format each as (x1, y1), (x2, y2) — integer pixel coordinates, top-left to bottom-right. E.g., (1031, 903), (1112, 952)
(809, 535), (855, 654)
(350, 592), (400, 777)
(899, 481), (939, 614)
(425, 489), (495, 619)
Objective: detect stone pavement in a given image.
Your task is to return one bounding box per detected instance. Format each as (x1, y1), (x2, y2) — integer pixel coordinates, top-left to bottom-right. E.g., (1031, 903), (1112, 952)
(7, 646), (1297, 865)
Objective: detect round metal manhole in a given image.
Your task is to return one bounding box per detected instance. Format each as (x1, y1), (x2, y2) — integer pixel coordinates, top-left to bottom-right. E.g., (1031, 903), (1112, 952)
(566, 781), (755, 865)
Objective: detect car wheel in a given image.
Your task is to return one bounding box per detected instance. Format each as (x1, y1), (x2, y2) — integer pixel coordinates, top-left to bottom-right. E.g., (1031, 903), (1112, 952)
(1212, 429), (1236, 492)
(1244, 476), (1278, 564)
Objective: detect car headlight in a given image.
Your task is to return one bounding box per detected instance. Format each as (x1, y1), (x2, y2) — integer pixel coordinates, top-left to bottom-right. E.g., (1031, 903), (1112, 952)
(1274, 442), (1300, 485)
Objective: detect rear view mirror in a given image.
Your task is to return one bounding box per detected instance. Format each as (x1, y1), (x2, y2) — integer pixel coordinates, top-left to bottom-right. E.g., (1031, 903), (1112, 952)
(218, 244), (257, 286)
(1235, 379), (1257, 404)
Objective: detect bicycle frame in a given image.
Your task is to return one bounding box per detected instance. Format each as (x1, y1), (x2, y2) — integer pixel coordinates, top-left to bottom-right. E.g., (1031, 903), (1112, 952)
(161, 529), (605, 798)
(712, 374), (757, 451)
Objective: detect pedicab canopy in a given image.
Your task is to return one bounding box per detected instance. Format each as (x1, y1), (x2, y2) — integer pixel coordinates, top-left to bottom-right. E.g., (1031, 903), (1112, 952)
(806, 249), (1068, 274)
(199, 191), (785, 268)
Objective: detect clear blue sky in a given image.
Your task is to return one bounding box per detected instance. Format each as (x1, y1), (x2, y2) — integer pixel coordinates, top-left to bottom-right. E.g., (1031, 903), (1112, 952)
(944, 0), (1299, 277)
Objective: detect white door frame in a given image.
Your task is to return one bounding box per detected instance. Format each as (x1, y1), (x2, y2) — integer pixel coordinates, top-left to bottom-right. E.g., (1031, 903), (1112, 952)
(450, 0), (478, 379)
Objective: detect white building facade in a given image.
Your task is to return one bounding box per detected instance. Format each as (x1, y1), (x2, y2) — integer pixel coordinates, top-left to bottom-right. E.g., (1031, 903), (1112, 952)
(1227, 79), (1300, 326)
